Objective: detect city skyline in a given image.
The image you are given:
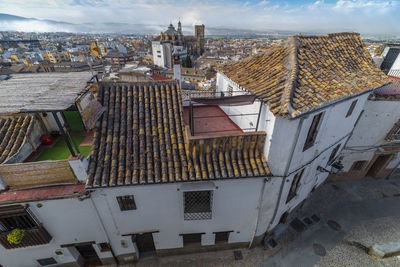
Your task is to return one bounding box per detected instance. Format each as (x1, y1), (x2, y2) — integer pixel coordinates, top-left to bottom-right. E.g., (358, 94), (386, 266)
(0, 0), (399, 35)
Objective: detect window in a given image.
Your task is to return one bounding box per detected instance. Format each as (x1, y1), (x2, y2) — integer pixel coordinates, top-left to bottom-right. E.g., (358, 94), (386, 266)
(328, 144), (341, 165)
(117, 195), (137, 211)
(37, 258), (57, 266)
(183, 191), (212, 220)
(214, 231), (232, 244)
(181, 233), (203, 246)
(352, 160), (367, 171)
(286, 169), (305, 203)
(98, 242), (111, 252)
(386, 120), (400, 141)
(0, 206), (38, 232)
(303, 112), (323, 151)
(346, 100), (358, 118)
(228, 85), (233, 96)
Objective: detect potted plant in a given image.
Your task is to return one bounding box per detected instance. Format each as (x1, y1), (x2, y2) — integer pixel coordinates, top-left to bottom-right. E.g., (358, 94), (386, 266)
(7, 229), (25, 245)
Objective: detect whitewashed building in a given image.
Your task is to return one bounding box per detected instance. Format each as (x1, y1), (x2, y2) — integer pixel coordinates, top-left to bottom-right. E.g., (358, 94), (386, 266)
(215, 33), (389, 236)
(0, 72), (116, 267)
(152, 41), (172, 69)
(329, 77), (400, 181)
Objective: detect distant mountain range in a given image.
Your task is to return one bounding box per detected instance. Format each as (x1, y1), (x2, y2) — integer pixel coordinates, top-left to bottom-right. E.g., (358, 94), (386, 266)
(0, 13), (398, 39)
(0, 13), (304, 37)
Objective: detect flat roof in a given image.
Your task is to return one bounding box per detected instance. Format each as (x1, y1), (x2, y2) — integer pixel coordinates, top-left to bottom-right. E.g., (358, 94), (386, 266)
(0, 72), (94, 115)
(183, 105), (242, 136)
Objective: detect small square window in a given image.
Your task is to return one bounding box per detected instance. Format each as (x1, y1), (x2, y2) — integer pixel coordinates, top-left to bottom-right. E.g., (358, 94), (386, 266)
(98, 242), (111, 252)
(346, 100), (358, 118)
(352, 160), (367, 171)
(214, 231), (232, 244)
(117, 195), (137, 211)
(37, 258), (57, 266)
(182, 233), (203, 246)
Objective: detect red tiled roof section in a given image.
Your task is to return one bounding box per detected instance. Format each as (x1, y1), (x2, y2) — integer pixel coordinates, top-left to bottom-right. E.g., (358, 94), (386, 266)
(87, 81), (271, 188)
(0, 115), (35, 164)
(87, 81), (189, 187)
(150, 73), (171, 81)
(220, 32), (390, 118)
(0, 184), (85, 203)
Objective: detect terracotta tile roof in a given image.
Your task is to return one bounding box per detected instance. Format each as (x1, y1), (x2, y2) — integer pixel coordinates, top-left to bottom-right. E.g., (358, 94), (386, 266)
(220, 33), (390, 118)
(86, 81), (270, 188)
(0, 115), (34, 164)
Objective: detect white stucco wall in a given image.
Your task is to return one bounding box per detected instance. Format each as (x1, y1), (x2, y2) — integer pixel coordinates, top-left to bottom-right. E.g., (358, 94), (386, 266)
(216, 72), (372, 233)
(340, 99), (400, 171)
(0, 197), (110, 267)
(91, 178), (280, 257)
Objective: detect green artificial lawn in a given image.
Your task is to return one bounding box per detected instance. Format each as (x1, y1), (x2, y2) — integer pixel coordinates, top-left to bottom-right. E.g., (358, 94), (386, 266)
(35, 135), (92, 161)
(63, 111), (86, 132)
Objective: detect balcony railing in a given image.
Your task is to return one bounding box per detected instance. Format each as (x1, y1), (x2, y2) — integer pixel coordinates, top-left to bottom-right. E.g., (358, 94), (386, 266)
(0, 225), (52, 249)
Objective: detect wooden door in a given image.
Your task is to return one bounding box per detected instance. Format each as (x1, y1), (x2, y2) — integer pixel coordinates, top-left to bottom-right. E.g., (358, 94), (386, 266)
(367, 154), (392, 178)
(135, 233), (156, 257)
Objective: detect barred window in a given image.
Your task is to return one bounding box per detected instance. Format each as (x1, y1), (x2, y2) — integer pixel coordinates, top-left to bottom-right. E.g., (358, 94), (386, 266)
(117, 195), (137, 211)
(184, 191), (212, 220)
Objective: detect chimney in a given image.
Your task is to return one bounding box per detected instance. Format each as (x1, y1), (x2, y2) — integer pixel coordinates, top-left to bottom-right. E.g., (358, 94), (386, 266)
(173, 51), (181, 88)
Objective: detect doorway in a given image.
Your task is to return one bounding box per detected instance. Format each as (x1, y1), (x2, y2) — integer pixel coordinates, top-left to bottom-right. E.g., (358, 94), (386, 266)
(133, 233), (156, 258)
(367, 154), (392, 178)
(74, 244), (102, 267)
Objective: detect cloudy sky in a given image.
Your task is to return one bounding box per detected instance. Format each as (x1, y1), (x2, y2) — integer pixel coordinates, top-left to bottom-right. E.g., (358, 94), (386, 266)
(0, 0), (399, 34)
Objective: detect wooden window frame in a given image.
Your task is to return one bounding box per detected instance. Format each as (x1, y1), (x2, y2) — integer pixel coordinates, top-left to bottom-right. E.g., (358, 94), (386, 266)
(0, 205), (39, 233)
(345, 100), (358, 118)
(117, 195), (137, 211)
(286, 169), (305, 203)
(303, 113), (323, 151)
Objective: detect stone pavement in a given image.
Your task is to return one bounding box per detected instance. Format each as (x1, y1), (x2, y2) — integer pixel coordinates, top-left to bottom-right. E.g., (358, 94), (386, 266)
(114, 176), (400, 267)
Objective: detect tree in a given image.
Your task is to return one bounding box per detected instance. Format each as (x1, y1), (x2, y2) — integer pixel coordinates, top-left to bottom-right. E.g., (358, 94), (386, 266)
(182, 55), (192, 68)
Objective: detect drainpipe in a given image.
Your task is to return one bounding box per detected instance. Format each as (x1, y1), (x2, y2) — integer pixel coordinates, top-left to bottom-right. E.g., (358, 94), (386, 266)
(90, 194), (119, 265)
(249, 177), (268, 248)
(266, 117), (304, 232)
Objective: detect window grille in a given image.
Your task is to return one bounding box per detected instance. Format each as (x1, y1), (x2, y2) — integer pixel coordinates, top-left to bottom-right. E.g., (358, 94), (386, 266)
(184, 191), (212, 220)
(117, 195), (137, 211)
(386, 120), (400, 141)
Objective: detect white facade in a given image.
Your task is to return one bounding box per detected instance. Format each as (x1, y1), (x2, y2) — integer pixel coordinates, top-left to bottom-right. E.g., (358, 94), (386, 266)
(333, 98), (400, 180)
(152, 41), (172, 69)
(216, 72), (371, 233)
(0, 196), (111, 267)
(91, 178), (281, 261)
